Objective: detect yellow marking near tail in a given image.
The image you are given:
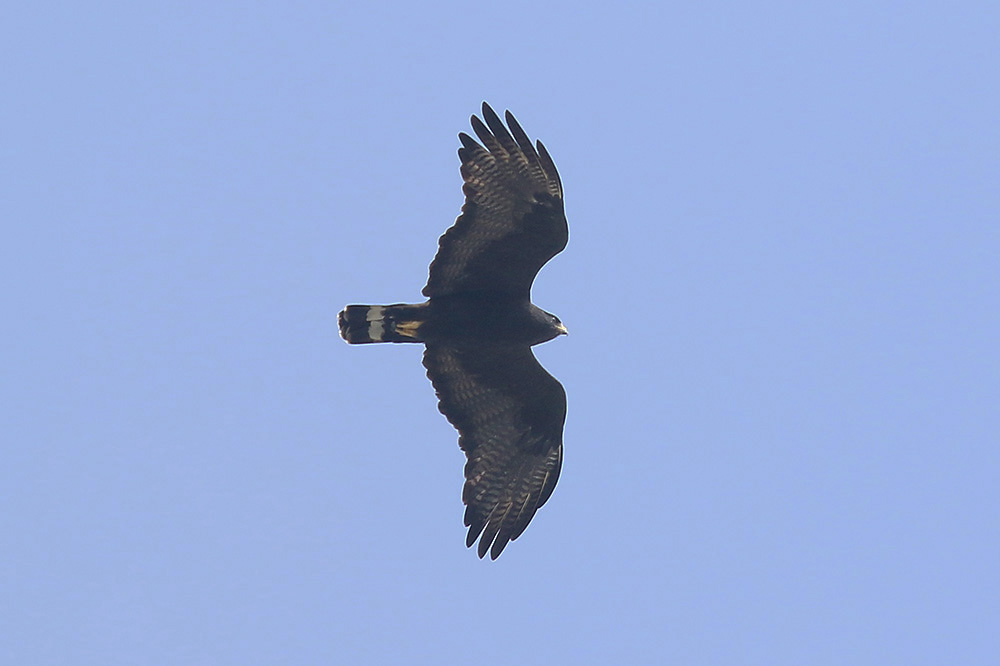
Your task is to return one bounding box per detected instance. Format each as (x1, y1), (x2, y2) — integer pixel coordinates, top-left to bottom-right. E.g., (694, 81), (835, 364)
(395, 320), (423, 338)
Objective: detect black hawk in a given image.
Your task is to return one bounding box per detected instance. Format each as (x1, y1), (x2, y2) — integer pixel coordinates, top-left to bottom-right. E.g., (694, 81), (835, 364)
(338, 103), (568, 559)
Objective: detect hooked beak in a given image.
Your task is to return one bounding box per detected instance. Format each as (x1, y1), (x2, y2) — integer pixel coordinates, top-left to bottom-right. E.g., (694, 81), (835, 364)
(556, 322), (569, 335)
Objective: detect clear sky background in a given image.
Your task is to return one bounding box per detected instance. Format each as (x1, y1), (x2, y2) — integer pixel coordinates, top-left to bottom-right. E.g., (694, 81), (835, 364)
(3, 2), (998, 664)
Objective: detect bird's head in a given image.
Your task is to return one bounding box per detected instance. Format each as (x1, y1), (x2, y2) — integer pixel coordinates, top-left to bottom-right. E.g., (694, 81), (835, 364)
(547, 311), (568, 336)
(527, 305), (567, 343)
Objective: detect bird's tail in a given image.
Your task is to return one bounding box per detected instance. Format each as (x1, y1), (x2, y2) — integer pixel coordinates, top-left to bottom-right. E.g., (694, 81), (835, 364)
(338, 303), (428, 344)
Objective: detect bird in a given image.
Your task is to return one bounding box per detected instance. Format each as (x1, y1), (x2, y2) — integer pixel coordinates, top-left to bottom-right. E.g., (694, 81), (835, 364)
(338, 103), (568, 559)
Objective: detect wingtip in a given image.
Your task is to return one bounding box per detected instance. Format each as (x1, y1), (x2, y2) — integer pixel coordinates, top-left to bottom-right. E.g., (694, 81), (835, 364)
(490, 538), (509, 560)
(481, 102), (503, 130)
(467, 520), (510, 560)
(469, 115), (490, 142)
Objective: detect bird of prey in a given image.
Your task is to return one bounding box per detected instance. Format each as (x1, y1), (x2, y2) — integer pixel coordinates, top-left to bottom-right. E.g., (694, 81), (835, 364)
(338, 103), (568, 559)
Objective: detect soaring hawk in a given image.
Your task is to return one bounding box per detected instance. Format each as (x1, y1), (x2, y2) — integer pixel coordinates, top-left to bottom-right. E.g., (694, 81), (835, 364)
(338, 103), (568, 559)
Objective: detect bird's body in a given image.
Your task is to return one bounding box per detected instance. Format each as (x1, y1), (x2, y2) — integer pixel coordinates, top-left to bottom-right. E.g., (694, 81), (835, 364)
(339, 296), (563, 346)
(339, 103), (568, 559)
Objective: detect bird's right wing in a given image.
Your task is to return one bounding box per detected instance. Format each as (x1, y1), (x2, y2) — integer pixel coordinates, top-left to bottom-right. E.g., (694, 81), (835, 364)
(423, 343), (566, 559)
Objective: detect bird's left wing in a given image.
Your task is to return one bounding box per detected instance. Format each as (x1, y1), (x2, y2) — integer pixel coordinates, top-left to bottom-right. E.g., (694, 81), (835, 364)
(423, 103), (567, 299)
(423, 344), (566, 559)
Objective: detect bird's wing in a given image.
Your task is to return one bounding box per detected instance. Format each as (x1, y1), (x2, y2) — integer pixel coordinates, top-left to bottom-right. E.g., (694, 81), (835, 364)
(423, 343), (566, 559)
(423, 103), (567, 299)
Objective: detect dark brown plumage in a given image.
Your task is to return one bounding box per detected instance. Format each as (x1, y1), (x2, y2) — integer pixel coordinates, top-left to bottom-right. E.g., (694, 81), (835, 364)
(424, 104), (566, 298)
(338, 103), (568, 558)
(422, 345), (565, 558)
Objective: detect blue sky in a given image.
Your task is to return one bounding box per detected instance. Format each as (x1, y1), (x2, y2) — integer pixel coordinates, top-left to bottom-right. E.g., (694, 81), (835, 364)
(3, 2), (999, 664)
